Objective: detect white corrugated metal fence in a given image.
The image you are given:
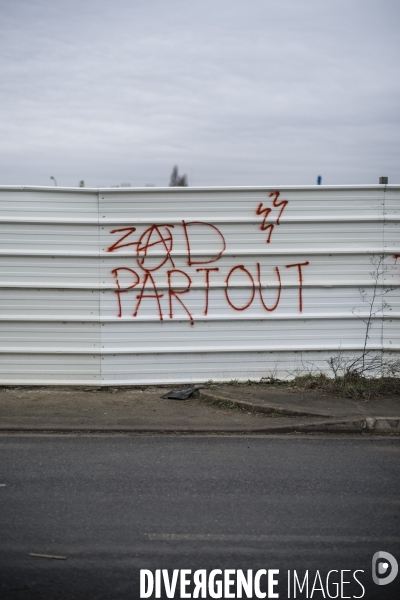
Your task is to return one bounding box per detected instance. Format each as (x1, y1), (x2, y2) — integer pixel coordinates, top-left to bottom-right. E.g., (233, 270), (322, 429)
(0, 185), (398, 384)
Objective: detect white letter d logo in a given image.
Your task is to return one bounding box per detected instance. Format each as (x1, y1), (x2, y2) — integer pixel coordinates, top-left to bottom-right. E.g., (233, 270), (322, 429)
(372, 551), (398, 585)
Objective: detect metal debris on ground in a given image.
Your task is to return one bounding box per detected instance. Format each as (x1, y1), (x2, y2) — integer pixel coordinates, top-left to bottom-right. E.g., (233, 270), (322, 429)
(161, 386), (206, 400)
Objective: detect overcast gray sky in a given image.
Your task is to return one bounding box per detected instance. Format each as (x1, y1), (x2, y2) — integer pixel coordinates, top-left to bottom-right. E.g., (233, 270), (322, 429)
(0, 0), (399, 187)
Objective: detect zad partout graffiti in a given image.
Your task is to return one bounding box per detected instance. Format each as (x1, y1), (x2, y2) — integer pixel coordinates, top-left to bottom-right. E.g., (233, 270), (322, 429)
(107, 192), (309, 324)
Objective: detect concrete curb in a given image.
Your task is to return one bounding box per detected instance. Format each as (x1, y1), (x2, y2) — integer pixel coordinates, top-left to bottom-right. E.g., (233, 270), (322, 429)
(364, 417), (400, 433)
(198, 391), (400, 434)
(0, 417), (398, 435)
(198, 390), (335, 418)
(296, 417), (400, 434)
(0, 424), (331, 434)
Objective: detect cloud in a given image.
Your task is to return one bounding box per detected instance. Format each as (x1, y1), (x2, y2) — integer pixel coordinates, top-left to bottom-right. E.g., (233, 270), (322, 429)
(0, 0), (399, 186)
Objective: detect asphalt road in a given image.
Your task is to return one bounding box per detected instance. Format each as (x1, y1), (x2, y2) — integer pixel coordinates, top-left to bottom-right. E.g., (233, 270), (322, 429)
(0, 435), (399, 599)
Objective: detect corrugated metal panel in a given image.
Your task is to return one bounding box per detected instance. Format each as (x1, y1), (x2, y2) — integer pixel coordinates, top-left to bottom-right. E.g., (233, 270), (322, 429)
(0, 188), (101, 384)
(383, 186), (400, 356)
(0, 185), (398, 384)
